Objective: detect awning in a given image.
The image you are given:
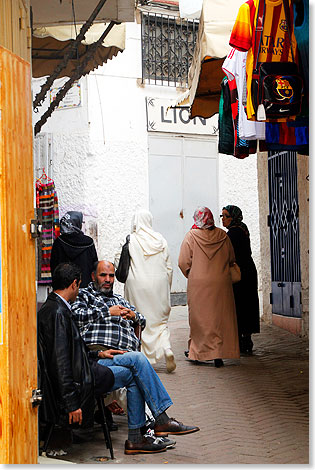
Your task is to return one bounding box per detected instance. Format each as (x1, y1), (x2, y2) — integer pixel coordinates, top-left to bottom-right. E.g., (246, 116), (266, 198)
(188, 0), (244, 119)
(30, 0), (135, 26)
(32, 23), (125, 78)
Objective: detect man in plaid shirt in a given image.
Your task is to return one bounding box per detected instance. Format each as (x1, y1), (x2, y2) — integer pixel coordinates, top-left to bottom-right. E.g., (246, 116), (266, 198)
(71, 260), (200, 454)
(71, 260), (146, 351)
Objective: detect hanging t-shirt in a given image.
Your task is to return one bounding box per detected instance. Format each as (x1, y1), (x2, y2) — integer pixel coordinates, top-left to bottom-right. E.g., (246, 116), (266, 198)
(229, 0), (298, 120)
(222, 48), (265, 140)
(293, 0), (309, 117)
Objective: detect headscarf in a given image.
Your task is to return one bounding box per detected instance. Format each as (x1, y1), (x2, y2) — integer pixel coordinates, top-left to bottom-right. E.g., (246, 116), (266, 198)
(131, 209), (166, 256)
(192, 206), (215, 230)
(60, 211), (83, 234)
(222, 205), (249, 236)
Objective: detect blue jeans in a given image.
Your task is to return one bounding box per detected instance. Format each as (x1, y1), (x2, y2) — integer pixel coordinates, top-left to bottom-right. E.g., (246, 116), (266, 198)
(98, 351), (173, 429)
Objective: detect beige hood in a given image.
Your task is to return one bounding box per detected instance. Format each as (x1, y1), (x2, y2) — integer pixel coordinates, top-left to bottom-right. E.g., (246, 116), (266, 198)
(190, 227), (227, 261)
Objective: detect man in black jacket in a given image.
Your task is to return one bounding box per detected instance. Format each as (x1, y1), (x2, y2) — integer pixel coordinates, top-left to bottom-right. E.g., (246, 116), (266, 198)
(38, 262), (199, 455)
(38, 262), (114, 430)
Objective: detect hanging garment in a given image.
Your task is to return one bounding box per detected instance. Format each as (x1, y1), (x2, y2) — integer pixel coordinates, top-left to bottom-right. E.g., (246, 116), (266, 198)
(218, 77), (235, 156)
(220, 74), (257, 159)
(230, 0), (298, 121)
(36, 181), (60, 284)
(293, 0), (309, 100)
(265, 120), (309, 153)
(222, 48), (265, 140)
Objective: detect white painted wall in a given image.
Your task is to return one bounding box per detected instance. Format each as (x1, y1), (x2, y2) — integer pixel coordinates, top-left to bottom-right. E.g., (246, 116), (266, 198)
(32, 21), (262, 306)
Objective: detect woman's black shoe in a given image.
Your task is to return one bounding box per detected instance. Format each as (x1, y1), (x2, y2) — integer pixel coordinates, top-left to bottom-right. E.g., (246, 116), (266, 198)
(214, 359), (224, 368)
(243, 336), (254, 354)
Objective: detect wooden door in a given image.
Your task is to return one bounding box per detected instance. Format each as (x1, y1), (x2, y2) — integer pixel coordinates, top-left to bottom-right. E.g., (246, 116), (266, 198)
(0, 46), (37, 463)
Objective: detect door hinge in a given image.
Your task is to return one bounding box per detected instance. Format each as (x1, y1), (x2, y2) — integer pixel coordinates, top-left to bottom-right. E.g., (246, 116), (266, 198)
(30, 218), (42, 238)
(270, 293), (273, 304)
(290, 295), (294, 308)
(31, 389), (43, 407)
(267, 215), (271, 227)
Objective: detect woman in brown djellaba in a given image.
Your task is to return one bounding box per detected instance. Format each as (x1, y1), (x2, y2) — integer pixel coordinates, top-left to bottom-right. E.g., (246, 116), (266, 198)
(178, 206), (240, 368)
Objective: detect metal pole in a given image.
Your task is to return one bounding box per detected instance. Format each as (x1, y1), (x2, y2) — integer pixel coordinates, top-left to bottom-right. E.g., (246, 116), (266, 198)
(33, 0), (109, 110)
(34, 21), (118, 135)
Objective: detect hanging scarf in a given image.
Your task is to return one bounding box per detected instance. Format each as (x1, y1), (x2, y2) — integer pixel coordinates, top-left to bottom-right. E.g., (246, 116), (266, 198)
(60, 211), (83, 234)
(131, 210), (166, 256)
(223, 205), (249, 237)
(191, 206), (215, 229)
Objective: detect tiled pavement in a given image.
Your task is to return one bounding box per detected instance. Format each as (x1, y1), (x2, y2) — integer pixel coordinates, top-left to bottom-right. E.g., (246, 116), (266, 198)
(43, 306), (309, 465)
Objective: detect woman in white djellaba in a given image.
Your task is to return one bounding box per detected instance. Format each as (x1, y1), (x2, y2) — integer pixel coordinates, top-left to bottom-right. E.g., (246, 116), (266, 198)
(116, 209), (175, 372)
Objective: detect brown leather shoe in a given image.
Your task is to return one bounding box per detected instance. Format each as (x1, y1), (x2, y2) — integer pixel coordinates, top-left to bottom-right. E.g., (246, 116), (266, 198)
(154, 418), (200, 436)
(124, 436), (167, 454)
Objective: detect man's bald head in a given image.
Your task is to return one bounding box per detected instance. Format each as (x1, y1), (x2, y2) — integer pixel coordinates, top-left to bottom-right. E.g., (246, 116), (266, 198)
(92, 260), (115, 295)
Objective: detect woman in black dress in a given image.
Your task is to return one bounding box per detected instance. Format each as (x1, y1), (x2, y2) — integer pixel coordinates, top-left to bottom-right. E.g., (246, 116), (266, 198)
(221, 205), (260, 353)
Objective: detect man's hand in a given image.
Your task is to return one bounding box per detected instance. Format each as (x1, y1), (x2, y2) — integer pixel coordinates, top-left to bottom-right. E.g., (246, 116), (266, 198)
(120, 308), (136, 321)
(109, 305), (128, 316)
(109, 305), (136, 321)
(69, 408), (82, 425)
(98, 349), (127, 359)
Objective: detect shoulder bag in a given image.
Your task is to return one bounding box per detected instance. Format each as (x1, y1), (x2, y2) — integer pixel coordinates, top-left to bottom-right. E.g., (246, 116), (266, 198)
(115, 235), (130, 283)
(230, 262), (241, 284)
(251, 0), (303, 120)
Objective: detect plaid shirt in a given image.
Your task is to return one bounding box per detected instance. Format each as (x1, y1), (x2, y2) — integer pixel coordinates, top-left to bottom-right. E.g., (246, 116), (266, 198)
(71, 282), (146, 351)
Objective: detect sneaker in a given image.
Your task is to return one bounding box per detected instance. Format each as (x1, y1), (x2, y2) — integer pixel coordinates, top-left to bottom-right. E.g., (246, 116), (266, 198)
(143, 429), (176, 449)
(124, 436), (167, 454)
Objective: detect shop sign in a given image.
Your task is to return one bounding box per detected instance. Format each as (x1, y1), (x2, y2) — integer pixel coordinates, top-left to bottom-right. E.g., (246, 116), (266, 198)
(50, 81), (82, 110)
(146, 97), (218, 135)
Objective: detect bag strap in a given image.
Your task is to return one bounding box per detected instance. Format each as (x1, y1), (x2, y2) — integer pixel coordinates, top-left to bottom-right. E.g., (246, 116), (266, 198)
(282, 0), (296, 63)
(253, 0), (266, 72)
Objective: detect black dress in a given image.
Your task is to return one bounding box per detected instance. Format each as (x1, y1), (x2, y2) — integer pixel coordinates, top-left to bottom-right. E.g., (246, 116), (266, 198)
(50, 232), (98, 287)
(227, 226), (260, 337)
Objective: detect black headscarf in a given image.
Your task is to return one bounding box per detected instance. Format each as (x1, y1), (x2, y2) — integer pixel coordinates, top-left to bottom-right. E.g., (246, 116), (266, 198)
(60, 211), (83, 234)
(223, 205), (250, 237)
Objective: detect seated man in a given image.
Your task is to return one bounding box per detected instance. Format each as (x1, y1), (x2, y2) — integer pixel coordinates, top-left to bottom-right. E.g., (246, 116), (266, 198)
(72, 260), (145, 352)
(37, 262), (114, 432)
(40, 262), (199, 455)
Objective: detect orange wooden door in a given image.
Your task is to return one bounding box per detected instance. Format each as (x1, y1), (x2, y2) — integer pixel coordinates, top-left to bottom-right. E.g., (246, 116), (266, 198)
(0, 46), (37, 464)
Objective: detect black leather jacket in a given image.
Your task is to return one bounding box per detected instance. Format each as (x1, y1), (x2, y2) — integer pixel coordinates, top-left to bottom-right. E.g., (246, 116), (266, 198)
(38, 293), (113, 427)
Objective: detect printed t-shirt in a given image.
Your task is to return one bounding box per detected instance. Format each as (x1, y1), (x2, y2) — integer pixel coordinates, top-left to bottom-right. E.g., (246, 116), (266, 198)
(222, 48), (265, 140)
(229, 0), (298, 121)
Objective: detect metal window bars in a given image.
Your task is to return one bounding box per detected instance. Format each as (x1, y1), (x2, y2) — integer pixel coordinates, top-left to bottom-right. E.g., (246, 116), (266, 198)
(141, 12), (199, 87)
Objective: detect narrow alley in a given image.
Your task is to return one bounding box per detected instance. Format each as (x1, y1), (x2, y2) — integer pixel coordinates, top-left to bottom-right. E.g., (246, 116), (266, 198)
(40, 305), (309, 465)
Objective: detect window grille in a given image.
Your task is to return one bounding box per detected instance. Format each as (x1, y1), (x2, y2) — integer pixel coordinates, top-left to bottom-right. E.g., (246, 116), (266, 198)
(141, 12), (199, 87)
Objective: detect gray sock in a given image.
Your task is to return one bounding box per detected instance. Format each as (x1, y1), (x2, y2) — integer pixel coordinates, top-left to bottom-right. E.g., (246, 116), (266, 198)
(155, 411), (169, 426)
(128, 428), (143, 443)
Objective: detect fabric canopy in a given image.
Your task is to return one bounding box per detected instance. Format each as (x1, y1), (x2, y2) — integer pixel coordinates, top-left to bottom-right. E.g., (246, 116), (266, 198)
(188, 0), (244, 119)
(30, 0), (135, 26)
(32, 23), (125, 78)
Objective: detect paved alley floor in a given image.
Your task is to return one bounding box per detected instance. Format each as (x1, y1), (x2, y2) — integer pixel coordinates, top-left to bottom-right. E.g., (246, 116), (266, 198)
(43, 306), (309, 465)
